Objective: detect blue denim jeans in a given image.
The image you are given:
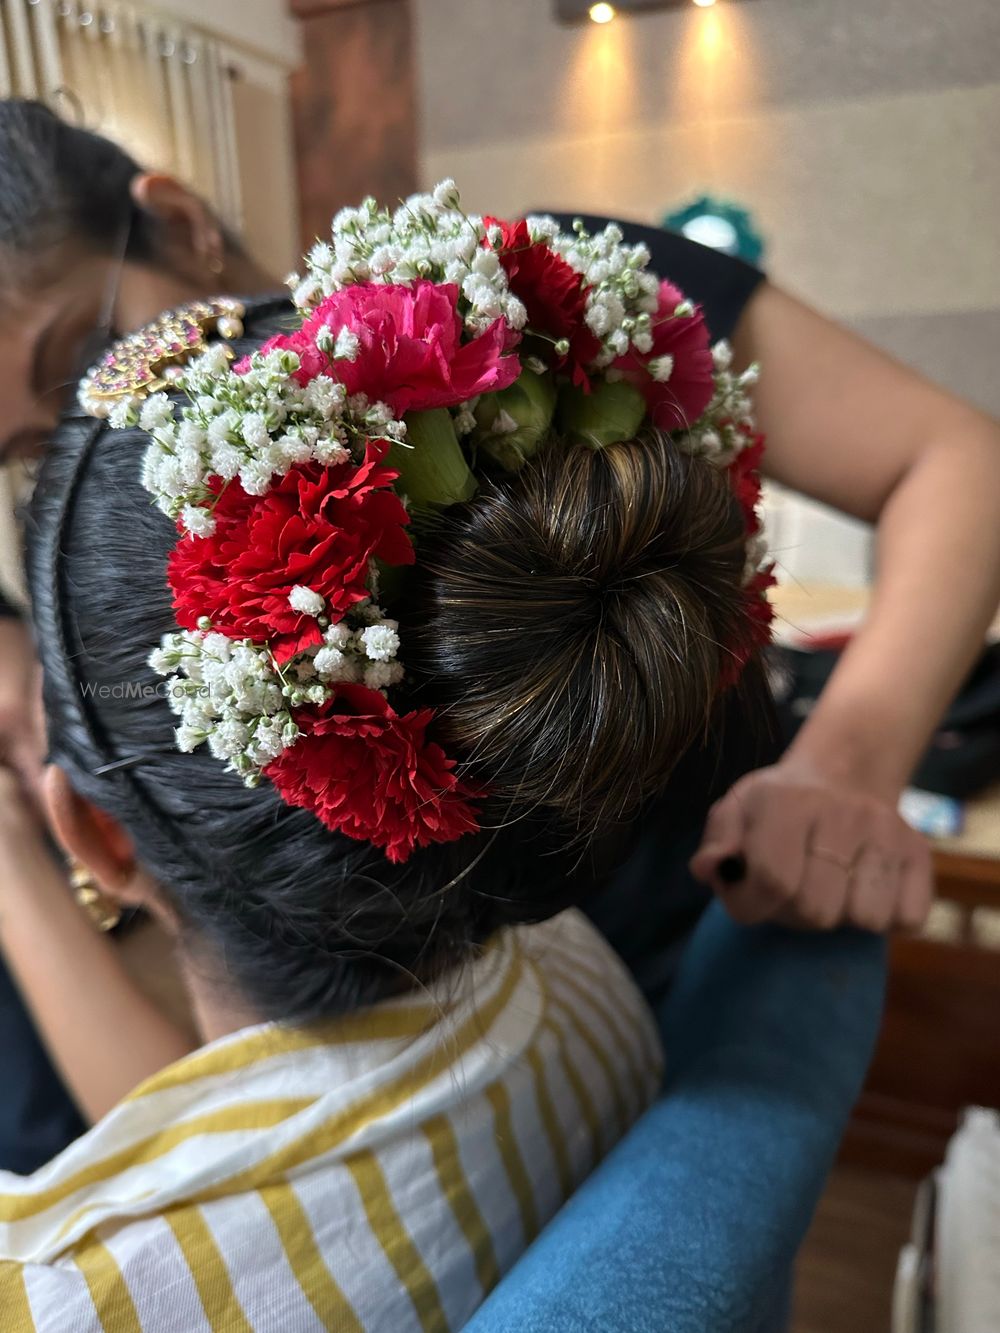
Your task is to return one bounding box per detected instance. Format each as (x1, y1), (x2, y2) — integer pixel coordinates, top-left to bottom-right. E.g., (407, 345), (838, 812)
(467, 898), (886, 1333)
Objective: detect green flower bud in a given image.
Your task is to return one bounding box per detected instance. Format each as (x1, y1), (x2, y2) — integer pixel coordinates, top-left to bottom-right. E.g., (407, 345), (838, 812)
(388, 408), (477, 511)
(475, 369), (557, 472)
(558, 377), (647, 450)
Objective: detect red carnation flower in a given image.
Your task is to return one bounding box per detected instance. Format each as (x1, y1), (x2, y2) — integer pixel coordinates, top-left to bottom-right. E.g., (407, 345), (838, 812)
(613, 279), (715, 432)
(266, 684), (482, 862)
(728, 433), (766, 534)
(169, 442), (414, 663)
(262, 281), (520, 417)
(719, 566), (777, 691)
(484, 217), (601, 387)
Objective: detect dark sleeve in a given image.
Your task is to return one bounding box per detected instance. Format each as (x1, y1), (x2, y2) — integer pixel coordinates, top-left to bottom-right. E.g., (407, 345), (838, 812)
(539, 211), (766, 342)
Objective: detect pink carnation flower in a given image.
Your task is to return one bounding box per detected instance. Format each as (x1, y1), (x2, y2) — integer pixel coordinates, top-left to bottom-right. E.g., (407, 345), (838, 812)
(613, 280), (715, 432)
(263, 281), (521, 417)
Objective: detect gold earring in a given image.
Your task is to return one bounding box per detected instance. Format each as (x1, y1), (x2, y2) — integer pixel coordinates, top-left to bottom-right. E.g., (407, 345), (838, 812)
(69, 860), (122, 933)
(207, 254), (225, 277)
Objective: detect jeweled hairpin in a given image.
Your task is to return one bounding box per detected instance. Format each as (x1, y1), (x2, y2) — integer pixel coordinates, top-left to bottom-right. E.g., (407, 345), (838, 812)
(78, 297), (246, 419)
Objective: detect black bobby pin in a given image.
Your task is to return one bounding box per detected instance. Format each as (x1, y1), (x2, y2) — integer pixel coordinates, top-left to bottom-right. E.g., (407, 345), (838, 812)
(717, 854), (747, 885)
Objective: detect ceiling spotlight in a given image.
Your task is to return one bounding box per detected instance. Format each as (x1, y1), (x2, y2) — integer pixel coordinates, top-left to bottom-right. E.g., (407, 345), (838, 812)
(556, 0), (746, 22)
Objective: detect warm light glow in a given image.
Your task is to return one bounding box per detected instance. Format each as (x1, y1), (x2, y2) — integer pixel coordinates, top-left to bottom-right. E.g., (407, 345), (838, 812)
(588, 3), (617, 23)
(693, 0), (717, 7)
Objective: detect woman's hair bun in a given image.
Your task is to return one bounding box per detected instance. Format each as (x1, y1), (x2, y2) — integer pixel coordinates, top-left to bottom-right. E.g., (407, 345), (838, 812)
(408, 431), (754, 830)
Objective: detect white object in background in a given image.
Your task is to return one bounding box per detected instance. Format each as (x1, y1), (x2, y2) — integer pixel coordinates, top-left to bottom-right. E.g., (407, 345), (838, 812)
(935, 1108), (1000, 1333)
(761, 481), (874, 589)
(893, 1245), (922, 1333)
(899, 788), (965, 839)
(0, 469), (26, 609)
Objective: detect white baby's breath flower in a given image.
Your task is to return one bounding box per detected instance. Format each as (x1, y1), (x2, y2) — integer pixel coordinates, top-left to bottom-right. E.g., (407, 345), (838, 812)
(176, 723), (205, 753)
(304, 376), (344, 419)
(292, 275), (322, 309)
(312, 646), (346, 679)
(712, 341), (733, 371)
(177, 418), (206, 450)
(197, 343), (233, 377)
(108, 399), (138, 430)
(369, 245), (399, 277)
(148, 646), (176, 675)
(208, 719), (251, 761)
(648, 354), (675, 384)
(211, 443), (243, 480)
(181, 505), (216, 538)
(239, 460), (275, 496)
(139, 394), (174, 431)
(313, 436), (350, 467)
(289, 585), (326, 617)
(364, 661), (404, 691)
(454, 408), (477, 436)
(359, 622), (400, 662)
(323, 622), (353, 650)
(699, 430), (723, 455)
(241, 412), (270, 451)
(207, 410), (238, 447)
(177, 446), (205, 488)
(275, 433), (313, 466)
(334, 328), (360, 361)
(433, 179), (462, 210)
(249, 719), (286, 764)
(313, 647), (360, 684)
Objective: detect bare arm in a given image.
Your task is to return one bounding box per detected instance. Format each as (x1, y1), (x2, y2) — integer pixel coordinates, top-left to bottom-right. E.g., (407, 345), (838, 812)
(0, 774), (197, 1123)
(0, 617), (44, 800)
(693, 284), (1000, 930)
(738, 283), (1000, 793)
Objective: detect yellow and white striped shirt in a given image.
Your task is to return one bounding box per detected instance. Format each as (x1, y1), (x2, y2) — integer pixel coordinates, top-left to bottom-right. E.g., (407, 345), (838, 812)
(0, 909), (661, 1332)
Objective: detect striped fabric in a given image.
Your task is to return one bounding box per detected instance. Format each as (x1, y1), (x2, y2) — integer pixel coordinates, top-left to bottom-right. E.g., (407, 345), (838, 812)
(0, 909), (661, 1332)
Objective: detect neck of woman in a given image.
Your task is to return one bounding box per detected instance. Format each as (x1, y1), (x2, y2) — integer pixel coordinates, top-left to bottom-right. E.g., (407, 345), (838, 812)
(177, 946), (265, 1045)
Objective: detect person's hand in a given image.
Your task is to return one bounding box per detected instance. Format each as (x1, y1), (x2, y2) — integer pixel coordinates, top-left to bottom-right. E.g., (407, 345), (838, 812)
(689, 754), (933, 932)
(0, 617), (44, 802)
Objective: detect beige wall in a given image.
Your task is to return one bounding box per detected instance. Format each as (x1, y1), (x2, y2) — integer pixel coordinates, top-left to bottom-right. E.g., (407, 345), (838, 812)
(414, 0), (1000, 409)
(413, 0), (1000, 583)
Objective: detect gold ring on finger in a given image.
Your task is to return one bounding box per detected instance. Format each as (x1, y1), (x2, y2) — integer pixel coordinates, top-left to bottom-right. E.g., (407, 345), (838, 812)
(808, 845), (854, 874)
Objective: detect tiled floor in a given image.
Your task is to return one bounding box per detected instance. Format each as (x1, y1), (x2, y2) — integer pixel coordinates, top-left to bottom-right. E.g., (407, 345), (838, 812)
(793, 1167), (918, 1333)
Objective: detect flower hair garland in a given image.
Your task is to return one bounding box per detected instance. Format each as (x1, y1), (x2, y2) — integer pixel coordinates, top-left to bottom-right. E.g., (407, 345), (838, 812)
(89, 180), (772, 863)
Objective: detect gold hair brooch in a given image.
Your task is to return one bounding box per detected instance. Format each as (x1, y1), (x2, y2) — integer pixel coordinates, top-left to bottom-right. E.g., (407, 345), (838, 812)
(79, 298), (246, 418)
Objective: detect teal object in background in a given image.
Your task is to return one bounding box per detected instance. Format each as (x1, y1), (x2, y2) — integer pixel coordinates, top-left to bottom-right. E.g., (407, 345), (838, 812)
(663, 196), (766, 265)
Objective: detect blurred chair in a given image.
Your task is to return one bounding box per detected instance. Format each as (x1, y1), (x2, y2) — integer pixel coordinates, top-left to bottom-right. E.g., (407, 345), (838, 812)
(468, 900), (887, 1333)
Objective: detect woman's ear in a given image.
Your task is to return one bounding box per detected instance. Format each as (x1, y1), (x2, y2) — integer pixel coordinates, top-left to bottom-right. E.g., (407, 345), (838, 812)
(129, 172), (224, 276)
(41, 765), (151, 911)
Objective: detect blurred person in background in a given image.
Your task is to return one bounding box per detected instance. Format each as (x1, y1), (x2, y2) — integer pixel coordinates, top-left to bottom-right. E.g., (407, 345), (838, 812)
(0, 98), (278, 792)
(0, 98), (279, 1173)
(0, 97), (997, 1190)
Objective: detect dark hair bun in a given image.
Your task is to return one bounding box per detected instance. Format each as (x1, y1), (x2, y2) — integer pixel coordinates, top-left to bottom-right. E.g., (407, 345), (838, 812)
(409, 432), (752, 828)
